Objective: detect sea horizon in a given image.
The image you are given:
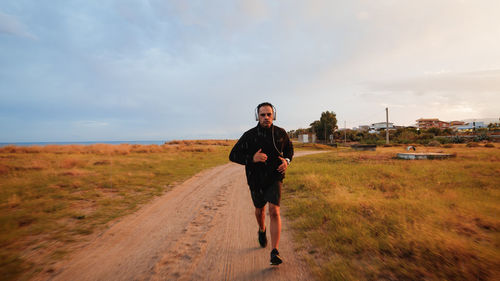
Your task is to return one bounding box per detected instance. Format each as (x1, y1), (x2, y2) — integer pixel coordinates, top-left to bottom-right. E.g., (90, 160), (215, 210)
(0, 140), (169, 147)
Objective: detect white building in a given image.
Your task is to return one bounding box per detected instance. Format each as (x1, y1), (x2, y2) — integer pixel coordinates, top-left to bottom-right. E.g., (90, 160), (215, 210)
(358, 125), (370, 131)
(298, 134), (308, 143)
(370, 122), (395, 131)
(456, 122), (487, 131)
(298, 134), (317, 143)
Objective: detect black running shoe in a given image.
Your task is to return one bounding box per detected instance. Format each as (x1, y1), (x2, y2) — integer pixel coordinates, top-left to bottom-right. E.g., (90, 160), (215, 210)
(258, 229), (267, 248)
(270, 248), (283, 265)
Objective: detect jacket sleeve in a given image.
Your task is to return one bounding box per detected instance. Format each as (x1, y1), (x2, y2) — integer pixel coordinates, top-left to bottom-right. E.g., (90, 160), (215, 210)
(229, 132), (254, 165)
(282, 130), (294, 162)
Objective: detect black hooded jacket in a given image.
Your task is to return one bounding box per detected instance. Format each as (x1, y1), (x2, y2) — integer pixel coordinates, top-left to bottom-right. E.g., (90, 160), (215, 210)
(229, 124), (294, 189)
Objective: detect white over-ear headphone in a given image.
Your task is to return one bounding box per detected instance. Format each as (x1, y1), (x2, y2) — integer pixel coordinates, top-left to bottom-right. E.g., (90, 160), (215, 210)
(255, 102), (277, 121)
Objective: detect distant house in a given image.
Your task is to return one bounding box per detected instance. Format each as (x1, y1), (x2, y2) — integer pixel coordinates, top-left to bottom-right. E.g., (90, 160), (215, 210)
(416, 118), (450, 129)
(456, 122), (487, 131)
(298, 134), (308, 143)
(298, 134), (316, 143)
(450, 121), (466, 127)
(449, 121), (466, 131)
(370, 122), (395, 131)
(358, 125), (370, 132)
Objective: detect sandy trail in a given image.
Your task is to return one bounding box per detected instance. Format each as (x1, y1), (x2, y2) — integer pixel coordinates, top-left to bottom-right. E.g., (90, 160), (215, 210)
(45, 151), (323, 281)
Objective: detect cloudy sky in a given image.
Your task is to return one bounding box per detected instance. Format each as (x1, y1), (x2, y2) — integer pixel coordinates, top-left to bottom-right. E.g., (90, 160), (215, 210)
(1, 0), (499, 142)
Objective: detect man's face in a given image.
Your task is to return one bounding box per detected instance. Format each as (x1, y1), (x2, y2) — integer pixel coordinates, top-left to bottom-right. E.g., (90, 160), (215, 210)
(258, 105), (273, 128)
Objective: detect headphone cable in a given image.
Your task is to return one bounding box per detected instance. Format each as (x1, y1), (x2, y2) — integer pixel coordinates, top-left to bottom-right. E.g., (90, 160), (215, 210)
(272, 125), (284, 158)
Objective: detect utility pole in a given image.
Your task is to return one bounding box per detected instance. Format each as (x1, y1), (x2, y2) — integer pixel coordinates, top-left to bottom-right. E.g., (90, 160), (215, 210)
(386, 107), (389, 145)
(344, 121), (347, 143)
(324, 122), (327, 144)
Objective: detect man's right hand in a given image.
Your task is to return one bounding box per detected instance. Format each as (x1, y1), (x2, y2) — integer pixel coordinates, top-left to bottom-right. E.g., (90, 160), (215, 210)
(253, 148), (268, 163)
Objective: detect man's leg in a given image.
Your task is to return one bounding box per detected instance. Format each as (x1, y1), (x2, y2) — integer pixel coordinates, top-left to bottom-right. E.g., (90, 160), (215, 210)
(255, 205), (266, 231)
(268, 203), (281, 249)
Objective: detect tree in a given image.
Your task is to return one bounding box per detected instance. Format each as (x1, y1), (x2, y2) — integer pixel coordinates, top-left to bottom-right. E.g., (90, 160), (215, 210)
(426, 127), (442, 136)
(287, 128), (311, 139)
(310, 111), (338, 141)
(442, 128), (454, 135)
(488, 123), (500, 131)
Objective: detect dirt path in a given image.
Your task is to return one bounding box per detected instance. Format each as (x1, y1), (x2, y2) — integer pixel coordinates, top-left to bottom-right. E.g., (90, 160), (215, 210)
(45, 151), (323, 281)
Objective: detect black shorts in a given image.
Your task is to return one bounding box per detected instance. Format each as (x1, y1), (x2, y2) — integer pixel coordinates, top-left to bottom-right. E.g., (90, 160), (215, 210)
(250, 181), (282, 208)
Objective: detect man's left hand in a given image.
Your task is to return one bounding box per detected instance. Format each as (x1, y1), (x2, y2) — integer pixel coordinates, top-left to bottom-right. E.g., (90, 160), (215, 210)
(277, 157), (288, 174)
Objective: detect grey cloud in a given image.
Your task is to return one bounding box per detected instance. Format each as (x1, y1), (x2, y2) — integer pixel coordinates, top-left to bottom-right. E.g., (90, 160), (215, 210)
(0, 11), (36, 39)
(359, 70), (500, 125)
(366, 69), (500, 94)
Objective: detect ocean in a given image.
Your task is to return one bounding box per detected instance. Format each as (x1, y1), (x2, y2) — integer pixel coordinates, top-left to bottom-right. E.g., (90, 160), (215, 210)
(0, 140), (168, 147)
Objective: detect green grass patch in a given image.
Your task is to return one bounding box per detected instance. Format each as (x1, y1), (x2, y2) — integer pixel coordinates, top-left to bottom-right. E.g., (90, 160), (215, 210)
(284, 145), (500, 280)
(293, 142), (337, 151)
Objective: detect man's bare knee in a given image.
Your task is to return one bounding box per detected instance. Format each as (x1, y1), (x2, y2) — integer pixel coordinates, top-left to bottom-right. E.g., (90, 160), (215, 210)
(269, 205), (280, 219)
(255, 207), (265, 216)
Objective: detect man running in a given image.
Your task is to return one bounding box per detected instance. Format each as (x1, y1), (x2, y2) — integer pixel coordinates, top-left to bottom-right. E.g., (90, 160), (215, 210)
(229, 102), (294, 266)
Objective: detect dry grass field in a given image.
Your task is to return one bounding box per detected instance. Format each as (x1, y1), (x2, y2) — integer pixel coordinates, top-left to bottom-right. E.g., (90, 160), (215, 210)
(2, 140), (498, 281)
(284, 143), (500, 281)
(0, 140), (235, 281)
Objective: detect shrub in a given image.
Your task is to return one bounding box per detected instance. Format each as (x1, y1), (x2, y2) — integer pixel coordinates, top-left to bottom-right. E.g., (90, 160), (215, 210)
(427, 140), (441, 147)
(466, 142), (480, 147)
(442, 128), (454, 135)
(360, 133), (383, 145)
(435, 136), (451, 144)
(418, 139), (431, 145)
(426, 127), (442, 136)
(418, 133), (434, 140)
(473, 133), (490, 142)
(397, 130), (418, 143)
(450, 135), (465, 143)
(484, 143), (495, 148)
(397, 139), (412, 144)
